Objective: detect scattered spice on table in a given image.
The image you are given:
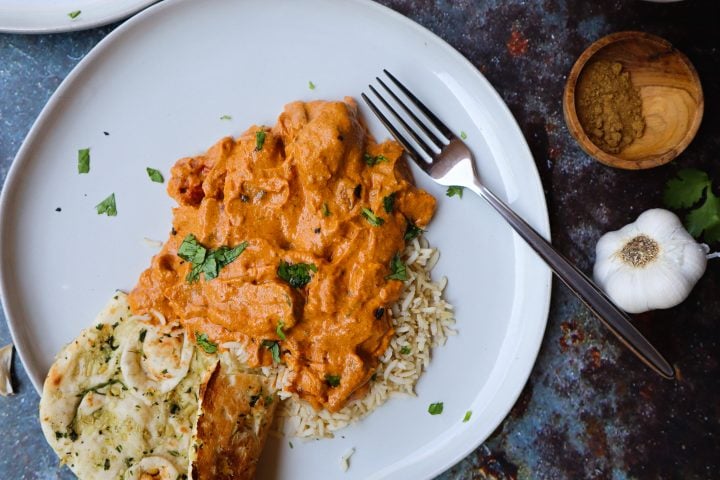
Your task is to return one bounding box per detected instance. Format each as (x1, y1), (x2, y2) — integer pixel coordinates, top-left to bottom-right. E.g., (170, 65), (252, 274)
(576, 60), (645, 154)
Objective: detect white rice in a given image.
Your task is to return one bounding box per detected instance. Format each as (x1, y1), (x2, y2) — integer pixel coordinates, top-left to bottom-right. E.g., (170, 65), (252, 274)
(265, 236), (456, 439)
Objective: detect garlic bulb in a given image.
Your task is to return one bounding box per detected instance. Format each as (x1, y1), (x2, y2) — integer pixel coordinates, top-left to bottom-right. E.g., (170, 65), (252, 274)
(593, 208), (708, 314)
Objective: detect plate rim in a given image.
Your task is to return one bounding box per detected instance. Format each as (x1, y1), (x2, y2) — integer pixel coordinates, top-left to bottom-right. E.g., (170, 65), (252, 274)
(0, 0), (552, 477)
(0, 0), (157, 34)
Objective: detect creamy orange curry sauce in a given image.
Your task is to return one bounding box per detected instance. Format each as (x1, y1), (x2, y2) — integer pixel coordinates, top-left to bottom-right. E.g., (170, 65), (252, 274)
(129, 99), (436, 412)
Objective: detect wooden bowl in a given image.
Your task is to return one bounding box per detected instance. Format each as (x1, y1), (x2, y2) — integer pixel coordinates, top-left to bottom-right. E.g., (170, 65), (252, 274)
(563, 31), (703, 169)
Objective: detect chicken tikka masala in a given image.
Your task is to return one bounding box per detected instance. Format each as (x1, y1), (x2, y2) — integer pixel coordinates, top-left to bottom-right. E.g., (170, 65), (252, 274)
(129, 99), (436, 412)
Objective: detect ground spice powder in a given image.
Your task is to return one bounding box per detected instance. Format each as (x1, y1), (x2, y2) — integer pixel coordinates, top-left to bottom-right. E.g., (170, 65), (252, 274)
(576, 60), (645, 154)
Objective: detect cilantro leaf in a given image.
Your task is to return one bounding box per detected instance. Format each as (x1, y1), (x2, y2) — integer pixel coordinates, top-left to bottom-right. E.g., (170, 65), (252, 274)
(361, 207), (385, 226)
(383, 193), (396, 214)
(385, 253), (408, 281)
(255, 130), (266, 151)
(68, 10), (81, 19)
(322, 202), (331, 217)
(262, 340), (281, 363)
(277, 261), (317, 288)
(219, 115), (232, 120)
(460, 131), (468, 140)
(324, 374), (341, 387)
(686, 188), (720, 242)
(446, 186), (464, 198)
(308, 81), (316, 90)
(77, 148), (90, 174)
(96, 193), (117, 216)
(195, 332), (217, 354)
(364, 153), (388, 166)
(463, 410), (472, 422)
(276, 320), (286, 340)
(404, 218), (424, 241)
(664, 169), (711, 209)
(146, 168), (164, 183)
(400, 346), (411, 355)
(214, 242), (249, 268)
(178, 234), (247, 282)
(428, 402), (444, 415)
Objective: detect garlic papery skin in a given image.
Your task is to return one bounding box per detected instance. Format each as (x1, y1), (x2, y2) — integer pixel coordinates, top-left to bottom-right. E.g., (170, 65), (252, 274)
(593, 208), (708, 314)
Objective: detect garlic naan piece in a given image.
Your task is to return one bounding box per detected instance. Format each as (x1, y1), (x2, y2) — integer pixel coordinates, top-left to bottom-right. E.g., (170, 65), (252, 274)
(190, 362), (276, 480)
(121, 320), (194, 403)
(40, 294), (129, 449)
(124, 456), (179, 480)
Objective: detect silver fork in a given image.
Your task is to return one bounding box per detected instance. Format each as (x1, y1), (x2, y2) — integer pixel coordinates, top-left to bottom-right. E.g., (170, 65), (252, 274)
(362, 70), (674, 380)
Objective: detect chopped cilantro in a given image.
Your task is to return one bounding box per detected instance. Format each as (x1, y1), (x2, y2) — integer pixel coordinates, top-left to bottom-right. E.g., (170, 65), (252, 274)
(68, 10), (81, 19)
(262, 340), (281, 363)
(463, 410), (472, 422)
(364, 153), (388, 166)
(460, 131), (468, 140)
(77, 148), (90, 174)
(404, 218), (424, 241)
(428, 402), (444, 415)
(104, 458), (110, 471)
(146, 168), (164, 183)
(325, 374), (341, 387)
(276, 320), (286, 340)
(308, 81), (316, 90)
(168, 450), (180, 457)
(195, 332), (218, 354)
(95, 193), (117, 216)
(277, 260), (317, 288)
(220, 115), (232, 120)
(385, 253), (408, 281)
(361, 207), (384, 226)
(255, 130), (266, 151)
(177, 234), (247, 282)
(446, 186), (464, 198)
(400, 346), (411, 355)
(289, 441), (294, 448)
(383, 193), (396, 214)
(322, 202), (331, 217)
(95, 324), (103, 330)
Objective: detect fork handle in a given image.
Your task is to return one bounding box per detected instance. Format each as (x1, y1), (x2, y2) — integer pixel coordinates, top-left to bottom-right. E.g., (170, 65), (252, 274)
(469, 181), (675, 379)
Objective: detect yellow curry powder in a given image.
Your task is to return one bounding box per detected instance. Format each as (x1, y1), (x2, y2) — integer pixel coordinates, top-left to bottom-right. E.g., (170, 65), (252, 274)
(576, 60), (645, 154)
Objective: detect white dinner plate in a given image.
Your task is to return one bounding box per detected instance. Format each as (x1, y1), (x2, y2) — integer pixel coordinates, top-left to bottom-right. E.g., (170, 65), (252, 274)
(0, 0), (156, 33)
(0, 0), (551, 478)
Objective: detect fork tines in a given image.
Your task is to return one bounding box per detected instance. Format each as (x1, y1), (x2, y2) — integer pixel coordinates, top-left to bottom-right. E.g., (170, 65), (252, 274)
(362, 70), (455, 166)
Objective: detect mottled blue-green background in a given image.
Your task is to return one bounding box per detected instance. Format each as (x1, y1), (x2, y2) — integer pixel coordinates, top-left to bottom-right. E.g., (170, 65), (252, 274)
(1, 1), (718, 479)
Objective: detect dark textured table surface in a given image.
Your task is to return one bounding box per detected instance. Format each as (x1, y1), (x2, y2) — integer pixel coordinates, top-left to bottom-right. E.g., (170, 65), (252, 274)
(1, 1), (718, 479)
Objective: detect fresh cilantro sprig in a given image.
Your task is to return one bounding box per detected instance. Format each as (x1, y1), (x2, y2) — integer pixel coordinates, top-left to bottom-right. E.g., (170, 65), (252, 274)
(262, 340), (281, 363)
(177, 234), (248, 282)
(77, 148), (90, 174)
(664, 168), (720, 243)
(324, 374), (341, 387)
(195, 332), (218, 354)
(446, 186), (464, 198)
(385, 253), (408, 281)
(361, 207), (384, 226)
(277, 261), (317, 288)
(364, 153), (388, 166)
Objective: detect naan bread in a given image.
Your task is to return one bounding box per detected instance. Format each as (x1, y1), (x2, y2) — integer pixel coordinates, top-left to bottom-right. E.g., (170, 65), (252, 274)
(40, 292), (275, 479)
(190, 364), (276, 480)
